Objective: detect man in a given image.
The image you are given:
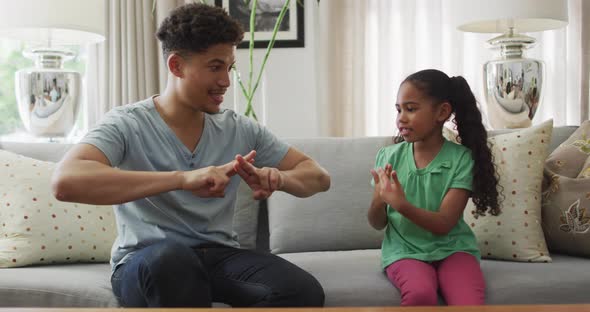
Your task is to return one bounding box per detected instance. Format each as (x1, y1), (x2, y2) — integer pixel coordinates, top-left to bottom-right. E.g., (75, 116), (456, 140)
(51, 3), (330, 308)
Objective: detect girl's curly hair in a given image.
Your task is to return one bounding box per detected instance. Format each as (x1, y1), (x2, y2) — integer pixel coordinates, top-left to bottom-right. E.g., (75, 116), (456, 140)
(156, 3), (244, 59)
(399, 69), (501, 217)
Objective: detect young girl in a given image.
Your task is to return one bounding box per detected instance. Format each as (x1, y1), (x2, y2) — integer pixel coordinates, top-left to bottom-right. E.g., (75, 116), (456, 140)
(368, 69), (500, 306)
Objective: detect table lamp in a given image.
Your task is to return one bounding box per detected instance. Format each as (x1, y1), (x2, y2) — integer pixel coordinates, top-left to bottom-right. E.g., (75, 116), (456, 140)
(0, 0), (105, 138)
(449, 0), (568, 129)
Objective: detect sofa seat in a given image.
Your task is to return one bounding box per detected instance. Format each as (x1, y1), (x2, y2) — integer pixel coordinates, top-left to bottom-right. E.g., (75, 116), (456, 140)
(2, 251), (588, 307)
(281, 249), (590, 306)
(0, 264), (117, 307)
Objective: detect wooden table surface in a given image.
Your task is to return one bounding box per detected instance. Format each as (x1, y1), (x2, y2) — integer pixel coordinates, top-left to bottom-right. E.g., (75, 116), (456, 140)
(1, 304), (589, 312)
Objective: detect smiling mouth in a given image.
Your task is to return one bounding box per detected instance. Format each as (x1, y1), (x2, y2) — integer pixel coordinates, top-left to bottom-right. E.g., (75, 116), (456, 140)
(209, 90), (226, 104)
(399, 127), (412, 135)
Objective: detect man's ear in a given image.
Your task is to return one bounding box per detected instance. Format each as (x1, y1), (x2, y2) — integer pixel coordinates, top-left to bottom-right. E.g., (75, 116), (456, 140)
(167, 53), (184, 78)
(438, 101), (452, 122)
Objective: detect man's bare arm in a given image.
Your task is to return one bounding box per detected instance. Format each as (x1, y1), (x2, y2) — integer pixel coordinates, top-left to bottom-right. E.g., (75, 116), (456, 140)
(52, 144), (253, 205)
(276, 147), (331, 197)
(235, 147), (330, 199)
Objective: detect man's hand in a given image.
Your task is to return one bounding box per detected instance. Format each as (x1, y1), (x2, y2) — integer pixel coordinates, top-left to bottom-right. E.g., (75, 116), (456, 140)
(181, 150), (256, 198)
(370, 167), (408, 211)
(219, 150), (256, 177)
(234, 154), (283, 200)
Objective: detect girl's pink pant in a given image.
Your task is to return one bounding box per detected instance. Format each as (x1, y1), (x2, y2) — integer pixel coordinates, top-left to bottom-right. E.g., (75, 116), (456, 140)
(385, 252), (486, 306)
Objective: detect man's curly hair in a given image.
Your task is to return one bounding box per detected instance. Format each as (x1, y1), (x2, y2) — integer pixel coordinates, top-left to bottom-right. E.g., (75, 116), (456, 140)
(156, 3), (244, 59)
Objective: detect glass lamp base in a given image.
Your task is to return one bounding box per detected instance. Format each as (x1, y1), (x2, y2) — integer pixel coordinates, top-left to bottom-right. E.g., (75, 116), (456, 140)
(15, 48), (81, 137)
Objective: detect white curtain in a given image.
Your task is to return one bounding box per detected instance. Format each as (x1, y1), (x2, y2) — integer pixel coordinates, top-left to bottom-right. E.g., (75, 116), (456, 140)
(86, 0), (191, 127)
(319, 0), (589, 137)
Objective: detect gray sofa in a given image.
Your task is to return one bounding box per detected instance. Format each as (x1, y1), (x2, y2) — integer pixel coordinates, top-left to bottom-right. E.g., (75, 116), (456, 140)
(0, 125), (589, 307)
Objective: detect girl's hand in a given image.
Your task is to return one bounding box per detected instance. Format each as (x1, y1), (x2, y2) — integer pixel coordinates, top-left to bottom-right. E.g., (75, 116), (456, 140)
(371, 164), (392, 203)
(371, 167), (408, 211)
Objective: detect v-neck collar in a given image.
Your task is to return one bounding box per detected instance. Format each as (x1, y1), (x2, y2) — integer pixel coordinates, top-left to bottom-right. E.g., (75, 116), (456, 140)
(407, 139), (449, 175)
(149, 96), (207, 156)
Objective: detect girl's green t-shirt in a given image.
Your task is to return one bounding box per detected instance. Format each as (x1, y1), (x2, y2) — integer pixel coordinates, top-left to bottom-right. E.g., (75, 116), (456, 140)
(374, 139), (481, 269)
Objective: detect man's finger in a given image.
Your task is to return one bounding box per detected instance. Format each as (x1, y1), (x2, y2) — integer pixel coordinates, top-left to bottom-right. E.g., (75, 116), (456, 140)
(208, 189), (225, 197)
(240, 150), (256, 162)
(236, 155), (258, 175)
(234, 163), (251, 181)
(208, 177), (227, 192)
(253, 189), (271, 200)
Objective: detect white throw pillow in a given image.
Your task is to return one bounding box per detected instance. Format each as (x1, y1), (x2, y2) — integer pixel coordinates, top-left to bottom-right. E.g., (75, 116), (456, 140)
(446, 120), (553, 262)
(0, 150), (116, 267)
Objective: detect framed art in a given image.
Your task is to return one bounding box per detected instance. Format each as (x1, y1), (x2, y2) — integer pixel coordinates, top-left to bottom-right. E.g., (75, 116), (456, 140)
(215, 0), (305, 48)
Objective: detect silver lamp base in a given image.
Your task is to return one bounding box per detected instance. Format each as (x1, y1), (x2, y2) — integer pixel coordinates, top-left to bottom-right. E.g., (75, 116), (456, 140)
(15, 48), (81, 137)
(483, 31), (543, 129)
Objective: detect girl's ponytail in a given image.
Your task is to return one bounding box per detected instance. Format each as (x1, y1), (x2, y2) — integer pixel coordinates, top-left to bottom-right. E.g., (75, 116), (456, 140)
(449, 76), (500, 217)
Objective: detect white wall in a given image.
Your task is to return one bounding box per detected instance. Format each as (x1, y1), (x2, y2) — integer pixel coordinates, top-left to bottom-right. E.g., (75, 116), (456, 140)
(221, 1), (320, 138)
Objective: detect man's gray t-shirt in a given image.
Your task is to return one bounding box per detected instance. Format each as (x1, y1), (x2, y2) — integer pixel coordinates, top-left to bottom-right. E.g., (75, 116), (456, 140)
(80, 97), (289, 270)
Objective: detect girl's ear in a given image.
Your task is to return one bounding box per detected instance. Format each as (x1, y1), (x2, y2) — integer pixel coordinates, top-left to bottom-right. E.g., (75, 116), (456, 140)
(167, 53), (184, 78)
(437, 102), (452, 122)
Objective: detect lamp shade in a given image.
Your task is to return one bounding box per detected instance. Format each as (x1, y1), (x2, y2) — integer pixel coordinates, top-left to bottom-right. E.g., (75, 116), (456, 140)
(0, 0), (105, 45)
(449, 0), (568, 33)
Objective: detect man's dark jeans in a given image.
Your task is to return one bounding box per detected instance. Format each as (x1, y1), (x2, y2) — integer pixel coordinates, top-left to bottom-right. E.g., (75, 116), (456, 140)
(110, 240), (325, 307)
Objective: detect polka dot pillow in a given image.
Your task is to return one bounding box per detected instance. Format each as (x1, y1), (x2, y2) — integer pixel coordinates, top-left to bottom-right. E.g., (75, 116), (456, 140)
(446, 119), (553, 262)
(0, 149), (116, 267)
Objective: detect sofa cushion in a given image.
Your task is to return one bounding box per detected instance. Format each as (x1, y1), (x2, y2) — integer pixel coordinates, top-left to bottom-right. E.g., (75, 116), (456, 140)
(281, 249), (590, 306)
(579, 157), (590, 178)
(0, 263), (117, 307)
(0, 150), (116, 267)
(280, 249), (399, 306)
(268, 137), (391, 254)
(545, 120), (590, 178)
(233, 181), (260, 250)
(487, 125), (578, 155)
(542, 120), (590, 257)
(482, 254), (590, 304)
(457, 120), (553, 262)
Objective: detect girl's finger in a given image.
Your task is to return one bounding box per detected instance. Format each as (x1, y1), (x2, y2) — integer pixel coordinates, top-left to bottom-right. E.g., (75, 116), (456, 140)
(370, 169), (380, 184)
(391, 170), (401, 185)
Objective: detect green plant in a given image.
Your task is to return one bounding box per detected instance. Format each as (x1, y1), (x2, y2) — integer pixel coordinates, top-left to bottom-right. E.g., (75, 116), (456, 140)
(236, 0), (293, 120)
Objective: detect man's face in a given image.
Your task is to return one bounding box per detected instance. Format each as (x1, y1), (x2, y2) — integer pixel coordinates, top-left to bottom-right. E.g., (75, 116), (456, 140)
(176, 43), (235, 114)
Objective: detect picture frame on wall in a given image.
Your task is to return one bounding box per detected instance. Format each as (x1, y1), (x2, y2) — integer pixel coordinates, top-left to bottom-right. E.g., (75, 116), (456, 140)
(214, 0), (305, 49)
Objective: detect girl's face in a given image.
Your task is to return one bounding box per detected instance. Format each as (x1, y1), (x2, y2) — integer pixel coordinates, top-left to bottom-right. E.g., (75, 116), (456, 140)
(395, 82), (450, 143)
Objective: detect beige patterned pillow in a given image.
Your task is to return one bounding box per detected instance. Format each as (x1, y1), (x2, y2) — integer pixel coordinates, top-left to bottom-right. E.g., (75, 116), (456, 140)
(578, 157), (590, 178)
(0, 150), (116, 267)
(447, 120), (553, 262)
(542, 121), (590, 257)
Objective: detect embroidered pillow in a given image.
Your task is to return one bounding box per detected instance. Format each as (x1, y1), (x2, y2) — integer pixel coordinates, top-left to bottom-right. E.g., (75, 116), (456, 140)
(578, 157), (590, 178)
(542, 120), (590, 257)
(0, 150), (116, 267)
(446, 120), (553, 262)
